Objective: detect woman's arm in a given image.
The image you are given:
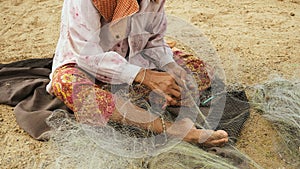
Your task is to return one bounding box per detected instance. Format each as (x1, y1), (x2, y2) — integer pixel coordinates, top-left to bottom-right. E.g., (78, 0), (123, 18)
(60, 0), (141, 84)
(141, 4), (175, 69)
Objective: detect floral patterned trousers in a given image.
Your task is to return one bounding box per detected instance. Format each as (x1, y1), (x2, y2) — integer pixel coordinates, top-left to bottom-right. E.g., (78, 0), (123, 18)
(51, 48), (211, 125)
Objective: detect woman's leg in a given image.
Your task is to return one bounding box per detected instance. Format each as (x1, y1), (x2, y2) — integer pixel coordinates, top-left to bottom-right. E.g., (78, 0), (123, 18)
(51, 64), (228, 147)
(51, 64), (115, 125)
(172, 47), (212, 92)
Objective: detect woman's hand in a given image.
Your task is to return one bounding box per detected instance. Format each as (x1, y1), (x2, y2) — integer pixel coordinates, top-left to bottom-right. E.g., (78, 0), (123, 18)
(135, 68), (182, 106)
(163, 62), (198, 91)
(162, 62), (187, 87)
(162, 62), (198, 106)
(134, 62), (198, 106)
(145, 70), (182, 106)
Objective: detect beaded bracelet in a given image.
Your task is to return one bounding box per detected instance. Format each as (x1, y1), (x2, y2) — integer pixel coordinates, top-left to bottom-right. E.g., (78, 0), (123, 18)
(159, 116), (168, 146)
(160, 116), (167, 134)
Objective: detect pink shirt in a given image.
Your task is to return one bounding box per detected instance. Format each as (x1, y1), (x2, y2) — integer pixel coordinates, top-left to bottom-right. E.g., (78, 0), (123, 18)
(47, 0), (174, 93)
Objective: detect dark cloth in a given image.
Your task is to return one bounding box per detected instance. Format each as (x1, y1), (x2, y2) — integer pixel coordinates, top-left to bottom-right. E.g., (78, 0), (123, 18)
(0, 58), (71, 140)
(167, 84), (250, 144)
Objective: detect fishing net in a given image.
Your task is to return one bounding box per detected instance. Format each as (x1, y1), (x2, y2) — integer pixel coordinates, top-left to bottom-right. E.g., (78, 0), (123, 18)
(250, 77), (300, 167)
(31, 15), (298, 169)
(33, 109), (260, 169)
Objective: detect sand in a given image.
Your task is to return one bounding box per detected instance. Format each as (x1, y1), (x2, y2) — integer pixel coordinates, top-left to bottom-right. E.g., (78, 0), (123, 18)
(0, 0), (299, 168)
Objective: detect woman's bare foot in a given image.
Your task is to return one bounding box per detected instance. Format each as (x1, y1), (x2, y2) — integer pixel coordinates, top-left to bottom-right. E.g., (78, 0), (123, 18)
(167, 118), (229, 147)
(197, 129), (228, 147)
(184, 128), (228, 147)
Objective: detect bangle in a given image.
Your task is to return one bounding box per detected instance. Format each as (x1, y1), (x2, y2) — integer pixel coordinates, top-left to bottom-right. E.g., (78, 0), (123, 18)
(160, 116), (167, 134)
(160, 116), (168, 145)
(139, 68), (147, 85)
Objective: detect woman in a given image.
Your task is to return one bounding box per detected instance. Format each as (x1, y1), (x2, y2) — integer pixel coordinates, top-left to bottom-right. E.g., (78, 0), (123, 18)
(47, 0), (228, 147)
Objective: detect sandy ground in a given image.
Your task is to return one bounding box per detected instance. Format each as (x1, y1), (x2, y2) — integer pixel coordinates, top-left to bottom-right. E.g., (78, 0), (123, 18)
(0, 0), (299, 168)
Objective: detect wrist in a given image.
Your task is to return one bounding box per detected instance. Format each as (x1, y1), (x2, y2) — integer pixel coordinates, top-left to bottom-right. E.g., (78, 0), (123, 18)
(153, 117), (171, 134)
(134, 68), (146, 84)
(134, 68), (154, 87)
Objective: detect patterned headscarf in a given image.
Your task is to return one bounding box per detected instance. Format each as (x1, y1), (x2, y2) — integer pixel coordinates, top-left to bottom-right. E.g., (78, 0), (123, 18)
(92, 0), (140, 22)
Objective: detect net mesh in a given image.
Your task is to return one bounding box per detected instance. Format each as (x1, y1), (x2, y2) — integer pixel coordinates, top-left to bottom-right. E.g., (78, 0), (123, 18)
(31, 15), (299, 169)
(250, 77), (300, 166)
(34, 109), (261, 169)
(33, 76), (300, 169)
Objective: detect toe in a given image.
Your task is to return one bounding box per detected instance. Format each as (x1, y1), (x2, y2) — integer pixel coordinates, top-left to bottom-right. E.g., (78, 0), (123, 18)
(211, 130), (228, 141)
(204, 138), (228, 147)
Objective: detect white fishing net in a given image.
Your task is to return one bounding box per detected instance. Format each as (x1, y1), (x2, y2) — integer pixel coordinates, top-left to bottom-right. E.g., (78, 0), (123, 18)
(33, 109), (261, 169)
(32, 15), (299, 169)
(251, 77), (300, 167)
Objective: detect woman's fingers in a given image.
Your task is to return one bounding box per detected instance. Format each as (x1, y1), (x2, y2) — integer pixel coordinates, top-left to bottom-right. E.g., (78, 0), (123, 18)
(168, 88), (180, 98)
(207, 138), (228, 147)
(163, 62), (187, 87)
(149, 82), (178, 105)
(143, 70), (188, 106)
(170, 69), (186, 87)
